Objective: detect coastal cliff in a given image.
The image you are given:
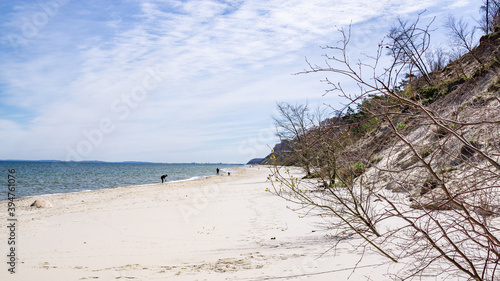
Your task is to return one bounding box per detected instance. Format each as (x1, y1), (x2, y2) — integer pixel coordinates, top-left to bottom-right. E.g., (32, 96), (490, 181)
(264, 23), (500, 280)
(264, 27), (500, 199)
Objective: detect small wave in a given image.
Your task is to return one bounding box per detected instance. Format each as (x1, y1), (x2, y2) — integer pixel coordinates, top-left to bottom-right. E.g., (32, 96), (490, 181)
(220, 168), (239, 174)
(0, 162), (243, 198)
(170, 176), (207, 183)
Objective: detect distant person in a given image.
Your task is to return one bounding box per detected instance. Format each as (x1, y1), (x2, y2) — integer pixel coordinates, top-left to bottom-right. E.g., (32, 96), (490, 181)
(216, 168), (220, 175)
(228, 172), (231, 176)
(161, 174), (168, 183)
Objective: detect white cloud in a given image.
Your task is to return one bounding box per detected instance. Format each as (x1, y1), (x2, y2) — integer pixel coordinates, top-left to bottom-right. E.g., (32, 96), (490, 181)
(0, 0), (480, 162)
(447, 0), (471, 9)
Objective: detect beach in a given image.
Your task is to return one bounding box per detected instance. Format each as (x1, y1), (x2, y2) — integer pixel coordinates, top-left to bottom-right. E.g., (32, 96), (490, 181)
(0, 166), (392, 280)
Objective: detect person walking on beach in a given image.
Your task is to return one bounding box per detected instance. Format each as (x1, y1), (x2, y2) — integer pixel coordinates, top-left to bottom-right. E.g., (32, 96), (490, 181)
(161, 174), (168, 183)
(216, 168), (220, 175)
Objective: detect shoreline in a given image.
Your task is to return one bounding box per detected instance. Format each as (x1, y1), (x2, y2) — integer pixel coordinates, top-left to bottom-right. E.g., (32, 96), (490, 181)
(0, 166), (398, 280)
(0, 166), (244, 203)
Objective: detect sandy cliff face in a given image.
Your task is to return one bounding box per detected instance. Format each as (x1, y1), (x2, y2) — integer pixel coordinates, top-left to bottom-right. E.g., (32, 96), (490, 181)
(266, 29), (500, 207)
(353, 31), (500, 208)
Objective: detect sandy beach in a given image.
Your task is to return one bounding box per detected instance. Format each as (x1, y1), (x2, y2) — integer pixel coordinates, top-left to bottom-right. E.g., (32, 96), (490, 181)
(0, 166), (393, 280)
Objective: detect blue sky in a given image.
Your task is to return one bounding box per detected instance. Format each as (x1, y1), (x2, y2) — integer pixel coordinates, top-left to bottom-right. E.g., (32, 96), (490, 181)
(0, 0), (480, 163)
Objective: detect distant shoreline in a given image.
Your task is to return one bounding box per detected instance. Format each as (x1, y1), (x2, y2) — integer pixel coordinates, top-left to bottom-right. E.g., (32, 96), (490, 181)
(0, 159), (244, 165)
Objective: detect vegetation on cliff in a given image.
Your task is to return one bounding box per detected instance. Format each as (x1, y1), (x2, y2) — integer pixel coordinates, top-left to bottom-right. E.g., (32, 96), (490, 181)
(266, 7), (500, 281)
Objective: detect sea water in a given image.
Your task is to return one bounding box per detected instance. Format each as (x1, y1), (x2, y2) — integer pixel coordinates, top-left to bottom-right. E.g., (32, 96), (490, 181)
(0, 161), (242, 199)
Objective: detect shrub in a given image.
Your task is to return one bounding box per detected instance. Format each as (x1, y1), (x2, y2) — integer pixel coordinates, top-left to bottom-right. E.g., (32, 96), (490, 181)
(420, 87), (440, 100)
(351, 161), (366, 177)
(396, 122), (407, 130)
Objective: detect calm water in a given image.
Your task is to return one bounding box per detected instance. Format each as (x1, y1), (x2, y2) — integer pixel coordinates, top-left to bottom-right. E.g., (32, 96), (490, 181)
(0, 161), (242, 199)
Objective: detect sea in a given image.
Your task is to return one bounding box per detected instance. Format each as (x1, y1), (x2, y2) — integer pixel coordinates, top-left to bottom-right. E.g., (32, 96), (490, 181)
(0, 161), (243, 199)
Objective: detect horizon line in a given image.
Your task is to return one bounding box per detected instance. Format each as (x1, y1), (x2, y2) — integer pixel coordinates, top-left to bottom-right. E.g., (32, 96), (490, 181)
(0, 159), (245, 165)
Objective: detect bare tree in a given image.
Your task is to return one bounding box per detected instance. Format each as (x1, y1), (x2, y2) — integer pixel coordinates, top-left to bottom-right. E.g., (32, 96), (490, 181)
(269, 19), (500, 280)
(425, 47), (449, 72)
(270, 102), (397, 263)
(386, 14), (434, 85)
(480, 0), (500, 34)
(273, 102), (314, 176)
(445, 14), (483, 65)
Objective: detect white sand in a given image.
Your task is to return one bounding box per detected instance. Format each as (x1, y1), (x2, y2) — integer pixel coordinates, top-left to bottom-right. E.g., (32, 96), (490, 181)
(0, 166), (394, 280)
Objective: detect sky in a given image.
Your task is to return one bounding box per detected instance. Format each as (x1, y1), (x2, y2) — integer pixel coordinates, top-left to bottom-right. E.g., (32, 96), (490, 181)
(0, 0), (481, 163)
